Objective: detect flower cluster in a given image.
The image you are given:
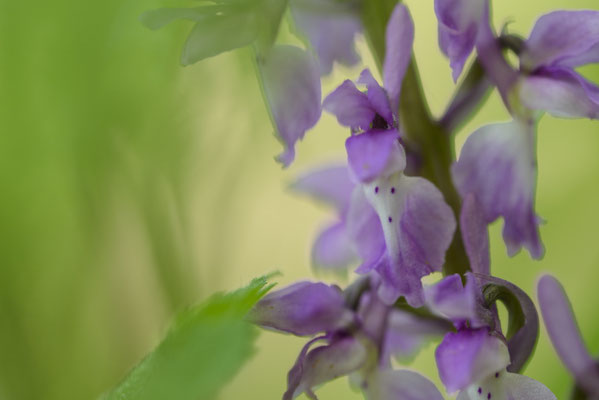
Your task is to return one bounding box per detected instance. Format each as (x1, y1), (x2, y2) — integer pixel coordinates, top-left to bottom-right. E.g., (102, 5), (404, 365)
(145, 0), (599, 398)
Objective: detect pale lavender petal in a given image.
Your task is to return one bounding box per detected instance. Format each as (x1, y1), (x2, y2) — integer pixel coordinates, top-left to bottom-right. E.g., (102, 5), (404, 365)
(345, 129), (403, 183)
(323, 80), (375, 131)
(538, 275), (599, 394)
(504, 373), (557, 400)
(434, 0), (486, 81)
(363, 175), (456, 306)
(435, 328), (510, 393)
(345, 188), (386, 272)
(260, 45), (321, 167)
(383, 3), (414, 110)
(366, 369), (444, 400)
(291, 165), (355, 212)
(520, 67), (599, 119)
(358, 69), (394, 126)
(452, 120), (544, 259)
(460, 193), (490, 275)
(284, 336), (327, 400)
(291, 0), (361, 75)
(558, 42), (599, 68)
(521, 10), (599, 70)
(424, 274), (484, 328)
(312, 221), (357, 271)
(248, 281), (352, 336)
(383, 309), (450, 362)
(291, 337), (368, 399)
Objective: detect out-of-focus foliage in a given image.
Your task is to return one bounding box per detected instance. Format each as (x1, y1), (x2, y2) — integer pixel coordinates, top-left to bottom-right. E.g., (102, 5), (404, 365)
(101, 275), (273, 400)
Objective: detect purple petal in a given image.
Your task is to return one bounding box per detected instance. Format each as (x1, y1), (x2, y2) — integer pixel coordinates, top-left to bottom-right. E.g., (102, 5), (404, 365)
(323, 80), (376, 131)
(365, 369), (444, 400)
(424, 274), (484, 328)
(434, 0), (486, 81)
(358, 69), (394, 126)
(291, 165), (355, 212)
(284, 336), (327, 400)
(383, 3), (414, 110)
(289, 336), (368, 399)
(248, 281), (353, 336)
(312, 221), (357, 271)
(460, 194), (490, 275)
(345, 188), (386, 272)
(520, 67), (599, 119)
(290, 0), (361, 75)
(260, 45), (322, 167)
(452, 120), (544, 259)
(383, 309), (450, 362)
(521, 10), (599, 71)
(345, 129), (404, 183)
(538, 275), (599, 394)
(363, 176), (456, 306)
(435, 328), (510, 393)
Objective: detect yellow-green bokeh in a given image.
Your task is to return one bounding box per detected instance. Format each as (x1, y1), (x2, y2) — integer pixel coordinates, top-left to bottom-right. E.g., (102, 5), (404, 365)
(0, 0), (597, 399)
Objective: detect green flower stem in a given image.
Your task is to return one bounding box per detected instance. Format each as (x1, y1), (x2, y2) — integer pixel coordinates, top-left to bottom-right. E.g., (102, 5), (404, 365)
(361, 0), (470, 277)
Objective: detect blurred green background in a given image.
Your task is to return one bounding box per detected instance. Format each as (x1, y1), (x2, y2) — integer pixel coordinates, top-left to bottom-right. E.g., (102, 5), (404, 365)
(0, 0), (597, 399)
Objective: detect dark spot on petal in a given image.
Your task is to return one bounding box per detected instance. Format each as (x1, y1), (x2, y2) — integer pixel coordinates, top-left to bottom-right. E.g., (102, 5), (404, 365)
(388, 217), (392, 223)
(390, 187), (395, 194)
(375, 186), (379, 194)
(495, 372), (499, 378)
(487, 393), (491, 399)
(478, 388), (482, 395)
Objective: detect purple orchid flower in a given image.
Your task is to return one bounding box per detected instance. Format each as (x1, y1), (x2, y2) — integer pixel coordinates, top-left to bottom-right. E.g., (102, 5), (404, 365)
(518, 10), (599, 119)
(322, 3), (456, 307)
(290, 0), (361, 75)
(249, 278), (450, 399)
(538, 275), (599, 398)
(427, 274), (556, 399)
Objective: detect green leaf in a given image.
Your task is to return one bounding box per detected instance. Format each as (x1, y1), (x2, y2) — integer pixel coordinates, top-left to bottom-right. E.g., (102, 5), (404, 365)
(140, 7), (210, 31)
(101, 275), (275, 400)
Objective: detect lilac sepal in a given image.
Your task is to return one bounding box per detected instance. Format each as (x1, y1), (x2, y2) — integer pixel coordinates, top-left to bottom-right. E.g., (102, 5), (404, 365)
(521, 10), (599, 71)
(519, 66), (599, 119)
(312, 221), (357, 271)
(435, 328), (510, 393)
(323, 79), (376, 131)
(452, 119), (544, 259)
(345, 130), (403, 183)
(291, 165), (355, 213)
(538, 275), (599, 395)
(365, 369), (444, 400)
(260, 45), (322, 167)
(357, 70), (394, 126)
(460, 194), (490, 275)
(290, 0), (361, 75)
(424, 274), (485, 329)
(383, 3), (414, 111)
(248, 281), (353, 336)
(284, 336), (368, 400)
(434, 0), (487, 81)
(363, 175), (456, 306)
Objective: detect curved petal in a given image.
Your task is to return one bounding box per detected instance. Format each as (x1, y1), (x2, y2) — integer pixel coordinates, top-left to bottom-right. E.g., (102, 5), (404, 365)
(521, 10), (599, 71)
(452, 120), (544, 259)
(460, 193), (490, 275)
(291, 165), (355, 212)
(323, 80), (375, 131)
(345, 188), (386, 272)
(345, 129), (404, 183)
(291, 0), (361, 75)
(424, 274), (484, 328)
(284, 336), (327, 400)
(434, 0), (486, 81)
(259, 45), (322, 167)
(248, 281), (353, 336)
(312, 221), (357, 271)
(358, 69), (394, 126)
(435, 328), (510, 393)
(504, 372), (557, 400)
(289, 337), (368, 399)
(519, 67), (599, 119)
(363, 175), (456, 306)
(538, 275), (599, 394)
(366, 369), (444, 400)
(383, 3), (414, 110)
